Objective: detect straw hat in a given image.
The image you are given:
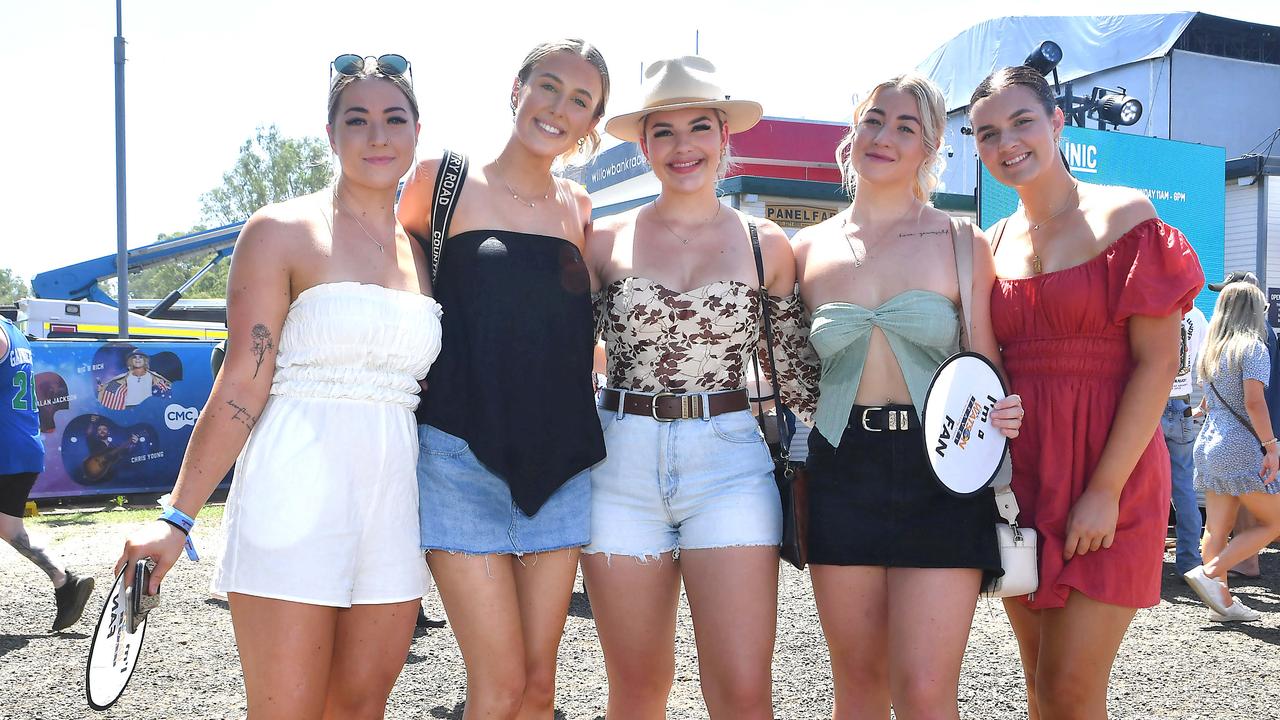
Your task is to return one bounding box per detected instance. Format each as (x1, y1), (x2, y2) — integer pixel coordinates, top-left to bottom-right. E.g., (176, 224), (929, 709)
(604, 56), (763, 142)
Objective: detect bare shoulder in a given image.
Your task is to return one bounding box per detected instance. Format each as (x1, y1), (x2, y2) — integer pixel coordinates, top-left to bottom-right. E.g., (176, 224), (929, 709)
(1087, 182), (1158, 238)
(233, 193), (323, 268)
(405, 157), (444, 192)
(751, 216), (794, 257)
(593, 204), (642, 236)
(561, 178), (594, 227)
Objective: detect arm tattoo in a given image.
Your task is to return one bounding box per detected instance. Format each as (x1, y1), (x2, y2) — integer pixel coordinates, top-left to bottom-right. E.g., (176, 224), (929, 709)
(225, 399), (259, 431)
(250, 324), (275, 379)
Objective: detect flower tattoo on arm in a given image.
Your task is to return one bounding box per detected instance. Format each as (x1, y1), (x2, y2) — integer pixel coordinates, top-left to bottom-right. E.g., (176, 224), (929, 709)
(250, 324), (275, 379)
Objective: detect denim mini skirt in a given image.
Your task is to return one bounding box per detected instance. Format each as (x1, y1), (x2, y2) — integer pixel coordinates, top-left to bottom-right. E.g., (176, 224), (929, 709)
(416, 424), (591, 555)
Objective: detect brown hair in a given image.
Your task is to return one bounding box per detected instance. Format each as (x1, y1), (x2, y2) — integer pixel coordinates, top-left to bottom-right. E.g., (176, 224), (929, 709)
(968, 65), (1070, 171)
(969, 65), (1056, 116)
(512, 39), (611, 164)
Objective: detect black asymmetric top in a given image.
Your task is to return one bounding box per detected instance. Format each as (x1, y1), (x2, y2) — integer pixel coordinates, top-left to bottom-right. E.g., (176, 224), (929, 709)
(418, 229), (606, 515)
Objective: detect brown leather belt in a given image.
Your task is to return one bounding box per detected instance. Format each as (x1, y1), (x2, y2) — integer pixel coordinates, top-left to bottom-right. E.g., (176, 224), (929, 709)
(599, 388), (750, 422)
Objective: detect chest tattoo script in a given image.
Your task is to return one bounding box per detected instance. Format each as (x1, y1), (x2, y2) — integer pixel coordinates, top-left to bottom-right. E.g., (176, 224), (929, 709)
(898, 228), (950, 239)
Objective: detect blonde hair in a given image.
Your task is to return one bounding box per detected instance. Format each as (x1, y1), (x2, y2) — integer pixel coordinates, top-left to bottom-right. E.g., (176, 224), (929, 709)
(835, 72), (947, 203)
(512, 39), (611, 165)
(1199, 282), (1270, 382)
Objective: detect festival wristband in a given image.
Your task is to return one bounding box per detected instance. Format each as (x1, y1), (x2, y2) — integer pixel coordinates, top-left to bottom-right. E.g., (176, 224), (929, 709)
(158, 506), (200, 561)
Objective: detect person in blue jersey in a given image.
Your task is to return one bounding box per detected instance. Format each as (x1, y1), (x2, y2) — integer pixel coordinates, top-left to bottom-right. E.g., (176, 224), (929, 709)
(396, 39), (610, 719)
(0, 316), (95, 631)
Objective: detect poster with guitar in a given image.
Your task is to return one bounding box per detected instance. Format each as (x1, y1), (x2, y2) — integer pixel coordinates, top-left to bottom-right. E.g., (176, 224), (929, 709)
(26, 340), (231, 500)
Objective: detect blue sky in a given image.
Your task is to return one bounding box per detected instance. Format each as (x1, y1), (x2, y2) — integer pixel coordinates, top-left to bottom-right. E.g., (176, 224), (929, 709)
(4, 0), (1278, 287)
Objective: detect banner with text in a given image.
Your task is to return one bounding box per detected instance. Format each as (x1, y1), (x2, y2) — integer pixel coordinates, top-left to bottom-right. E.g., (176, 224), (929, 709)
(978, 126), (1225, 319)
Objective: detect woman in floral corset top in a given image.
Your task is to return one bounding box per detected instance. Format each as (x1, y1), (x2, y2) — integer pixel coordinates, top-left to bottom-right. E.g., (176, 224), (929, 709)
(581, 56), (816, 720)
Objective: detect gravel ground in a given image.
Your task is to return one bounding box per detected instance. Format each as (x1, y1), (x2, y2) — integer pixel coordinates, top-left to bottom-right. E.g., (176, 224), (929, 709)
(2, 505), (1279, 719)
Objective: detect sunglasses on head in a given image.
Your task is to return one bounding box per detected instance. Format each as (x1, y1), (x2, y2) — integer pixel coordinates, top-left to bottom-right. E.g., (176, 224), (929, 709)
(331, 54), (412, 82)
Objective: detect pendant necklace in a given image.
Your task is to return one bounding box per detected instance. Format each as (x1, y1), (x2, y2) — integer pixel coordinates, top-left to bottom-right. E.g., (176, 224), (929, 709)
(495, 157), (553, 208)
(1025, 180), (1080, 275)
(332, 190), (388, 253)
(652, 198), (722, 245)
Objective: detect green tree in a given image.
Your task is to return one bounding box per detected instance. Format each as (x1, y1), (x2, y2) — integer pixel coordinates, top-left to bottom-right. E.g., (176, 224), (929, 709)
(199, 124), (333, 226)
(128, 229), (234, 300)
(0, 267), (30, 303)
(126, 126), (332, 300)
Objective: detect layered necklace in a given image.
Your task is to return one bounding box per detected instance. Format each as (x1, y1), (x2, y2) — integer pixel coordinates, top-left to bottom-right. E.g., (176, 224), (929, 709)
(652, 197), (722, 245)
(1024, 180), (1080, 275)
(331, 189), (391, 254)
(495, 157), (554, 208)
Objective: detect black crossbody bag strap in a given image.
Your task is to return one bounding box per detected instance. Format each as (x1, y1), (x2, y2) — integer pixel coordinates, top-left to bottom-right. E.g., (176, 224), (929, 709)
(1209, 380), (1264, 448)
(428, 150), (469, 284)
(748, 221), (793, 459)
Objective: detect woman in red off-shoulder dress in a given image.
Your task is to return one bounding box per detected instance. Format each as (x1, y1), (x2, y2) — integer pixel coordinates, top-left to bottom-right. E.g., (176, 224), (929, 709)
(970, 66), (1203, 720)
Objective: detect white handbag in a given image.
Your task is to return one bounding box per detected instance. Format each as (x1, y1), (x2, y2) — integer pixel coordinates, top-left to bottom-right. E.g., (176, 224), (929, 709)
(985, 475), (1038, 598)
(947, 220), (1040, 600)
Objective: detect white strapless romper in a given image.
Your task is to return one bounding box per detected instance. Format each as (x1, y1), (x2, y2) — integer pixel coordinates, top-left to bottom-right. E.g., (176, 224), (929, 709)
(212, 282), (442, 606)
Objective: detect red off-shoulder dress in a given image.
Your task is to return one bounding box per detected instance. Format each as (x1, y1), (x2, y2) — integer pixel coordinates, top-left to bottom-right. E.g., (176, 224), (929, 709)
(991, 218), (1204, 609)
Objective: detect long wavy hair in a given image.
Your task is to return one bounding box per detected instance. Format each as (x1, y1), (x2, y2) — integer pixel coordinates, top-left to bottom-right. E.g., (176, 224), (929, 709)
(1199, 282), (1270, 382)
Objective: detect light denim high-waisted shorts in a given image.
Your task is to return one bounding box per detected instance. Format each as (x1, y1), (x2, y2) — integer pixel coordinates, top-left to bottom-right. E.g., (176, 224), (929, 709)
(416, 424), (591, 555)
(583, 405), (781, 559)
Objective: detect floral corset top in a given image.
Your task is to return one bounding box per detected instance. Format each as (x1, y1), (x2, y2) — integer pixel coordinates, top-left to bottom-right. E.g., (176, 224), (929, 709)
(594, 276), (818, 421)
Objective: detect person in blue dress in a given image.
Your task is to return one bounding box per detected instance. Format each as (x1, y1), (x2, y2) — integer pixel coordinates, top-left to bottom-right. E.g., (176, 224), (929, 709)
(1186, 280), (1280, 621)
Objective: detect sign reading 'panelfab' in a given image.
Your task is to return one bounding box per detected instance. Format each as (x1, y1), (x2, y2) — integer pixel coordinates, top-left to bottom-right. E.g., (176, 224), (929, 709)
(766, 204), (837, 228)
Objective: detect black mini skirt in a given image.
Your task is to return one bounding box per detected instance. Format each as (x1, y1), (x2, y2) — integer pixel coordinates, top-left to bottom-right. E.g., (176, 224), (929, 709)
(806, 404), (1001, 577)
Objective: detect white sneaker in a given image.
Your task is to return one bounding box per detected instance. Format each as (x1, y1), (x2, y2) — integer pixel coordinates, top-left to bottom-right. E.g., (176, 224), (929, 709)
(1183, 566), (1231, 615)
(1209, 599), (1262, 622)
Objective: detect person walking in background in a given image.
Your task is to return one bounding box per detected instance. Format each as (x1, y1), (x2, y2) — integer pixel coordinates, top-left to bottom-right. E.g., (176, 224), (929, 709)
(1165, 304), (1207, 578)
(1185, 280), (1280, 621)
(1205, 271), (1280, 580)
(0, 315), (95, 631)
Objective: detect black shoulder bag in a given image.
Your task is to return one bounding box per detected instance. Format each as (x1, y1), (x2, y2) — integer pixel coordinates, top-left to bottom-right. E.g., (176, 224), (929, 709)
(748, 221), (809, 570)
(427, 150), (469, 283)
(1208, 380), (1265, 452)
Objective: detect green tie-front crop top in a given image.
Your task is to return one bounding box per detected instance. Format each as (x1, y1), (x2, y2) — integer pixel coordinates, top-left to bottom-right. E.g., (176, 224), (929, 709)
(808, 289), (960, 446)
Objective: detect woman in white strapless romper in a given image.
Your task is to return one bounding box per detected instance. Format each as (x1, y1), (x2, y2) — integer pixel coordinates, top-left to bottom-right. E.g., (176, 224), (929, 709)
(213, 281), (440, 604)
(117, 56), (440, 717)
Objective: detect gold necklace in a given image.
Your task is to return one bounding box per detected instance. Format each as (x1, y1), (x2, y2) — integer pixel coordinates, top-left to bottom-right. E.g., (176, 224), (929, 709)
(652, 198), (722, 245)
(332, 190), (388, 253)
(1025, 180), (1080, 275)
(494, 157), (553, 208)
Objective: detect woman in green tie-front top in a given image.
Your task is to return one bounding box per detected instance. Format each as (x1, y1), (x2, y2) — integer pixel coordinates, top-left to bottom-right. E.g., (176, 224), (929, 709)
(791, 72), (1024, 720)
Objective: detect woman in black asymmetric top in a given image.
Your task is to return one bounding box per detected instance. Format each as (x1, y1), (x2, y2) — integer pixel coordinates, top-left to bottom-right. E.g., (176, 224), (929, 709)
(396, 40), (612, 719)
(419, 229), (604, 515)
